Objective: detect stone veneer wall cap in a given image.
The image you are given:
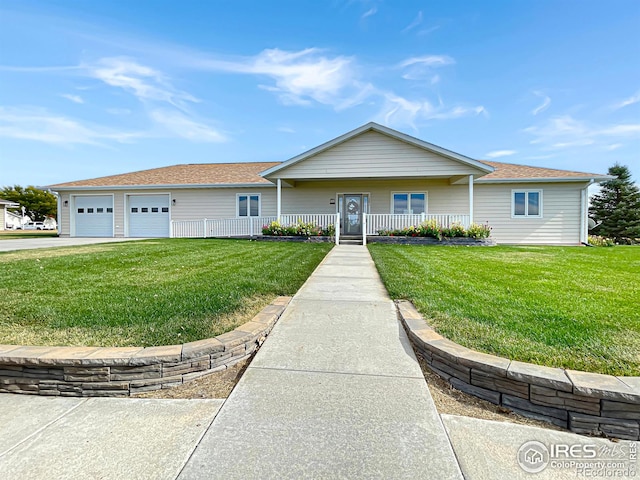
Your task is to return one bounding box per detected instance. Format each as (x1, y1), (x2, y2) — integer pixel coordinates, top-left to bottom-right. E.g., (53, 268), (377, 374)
(508, 360), (573, 392)
(181, 338), (225, 361)
(619, 377), (640, 393)
(566, 370), (640, 403)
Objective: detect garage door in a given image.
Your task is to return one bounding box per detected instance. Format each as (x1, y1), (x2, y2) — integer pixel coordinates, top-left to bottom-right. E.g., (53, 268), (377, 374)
(128, 195), (170, 237)
(74, 196), (113, 237)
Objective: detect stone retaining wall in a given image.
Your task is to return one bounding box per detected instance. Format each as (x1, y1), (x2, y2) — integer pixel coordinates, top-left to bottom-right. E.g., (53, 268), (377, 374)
(397, 300), (640, 441)
(0, 297), (290, 397)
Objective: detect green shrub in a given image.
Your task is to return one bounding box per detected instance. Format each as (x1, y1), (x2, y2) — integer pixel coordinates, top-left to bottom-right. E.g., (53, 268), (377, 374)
(262, 220), (334, 237)
(377, 221), (491, 240)
(588, 235), (615, 247)
(442, 222), (467, 238)
(466, 223), (492, 239)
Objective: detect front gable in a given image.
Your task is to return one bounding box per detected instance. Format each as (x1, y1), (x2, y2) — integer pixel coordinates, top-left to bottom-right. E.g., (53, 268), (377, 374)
(262, 123), (492, 182)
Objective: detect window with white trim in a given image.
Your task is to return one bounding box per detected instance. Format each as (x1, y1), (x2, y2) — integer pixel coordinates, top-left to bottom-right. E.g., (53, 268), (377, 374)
(238, 194), (260, 217)
(392, 192), (426, 214)
(512, 190), (542, 217)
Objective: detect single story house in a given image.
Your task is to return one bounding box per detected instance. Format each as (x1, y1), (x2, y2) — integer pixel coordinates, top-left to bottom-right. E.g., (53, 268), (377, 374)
(0, 199), (19, 231)
(49, 122), (612, 245)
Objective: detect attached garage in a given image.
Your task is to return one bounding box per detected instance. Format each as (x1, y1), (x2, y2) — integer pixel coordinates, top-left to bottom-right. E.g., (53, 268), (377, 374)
(127, 194), (171, 237)
(73, 195), (114, 237)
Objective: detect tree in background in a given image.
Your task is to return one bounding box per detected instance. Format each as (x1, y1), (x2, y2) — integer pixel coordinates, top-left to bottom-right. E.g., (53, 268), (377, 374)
(0, 185), (57, 222)
(589, 164), (640, 241)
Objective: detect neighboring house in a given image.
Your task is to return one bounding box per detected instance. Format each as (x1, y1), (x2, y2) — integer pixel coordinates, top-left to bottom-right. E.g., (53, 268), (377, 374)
(0, 199), (19, 231)
(49, 122), (612, 244)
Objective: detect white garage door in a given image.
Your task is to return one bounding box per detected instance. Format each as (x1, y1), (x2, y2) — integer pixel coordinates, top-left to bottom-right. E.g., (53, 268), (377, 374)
(74, 196), (113, 237)
(128, 195), (170, 238)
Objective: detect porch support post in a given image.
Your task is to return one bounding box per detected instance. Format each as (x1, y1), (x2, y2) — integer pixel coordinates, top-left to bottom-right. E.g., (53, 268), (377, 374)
(276, 178), (282, 222)
(468, 174), (474, 227)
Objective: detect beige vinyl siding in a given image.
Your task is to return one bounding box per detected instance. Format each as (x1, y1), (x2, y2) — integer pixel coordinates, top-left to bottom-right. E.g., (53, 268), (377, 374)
(474, 183), (584, 245)
(281, 179), (469, 215)
(170, 188), (276, 220)
(274, 131), (482, 179)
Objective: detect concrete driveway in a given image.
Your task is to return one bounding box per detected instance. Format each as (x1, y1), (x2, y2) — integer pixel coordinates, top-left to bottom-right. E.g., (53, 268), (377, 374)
(0, 237), (147, 252)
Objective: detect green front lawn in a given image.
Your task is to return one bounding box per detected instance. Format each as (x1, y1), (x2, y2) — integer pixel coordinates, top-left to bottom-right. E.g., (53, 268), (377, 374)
(0, 239), (332, 347)
(369, 245), (639, 376)
(0, 230), (58, 240)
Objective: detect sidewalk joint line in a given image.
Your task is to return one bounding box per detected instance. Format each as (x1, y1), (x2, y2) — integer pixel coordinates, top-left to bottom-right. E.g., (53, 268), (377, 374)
(248, 365), (425, 381)
(0, 398), (89, 458)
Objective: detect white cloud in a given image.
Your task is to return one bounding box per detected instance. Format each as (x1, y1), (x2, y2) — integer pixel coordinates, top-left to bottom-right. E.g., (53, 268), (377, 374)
(524, 115), (640, 150)
(0, 106), (141, 145)
(605, 143), (623, 151)
(87, 57), (199, 108)
(199, 48), (361, 108)
(376, 92), (486, 130)
(398, 55), (455, 81)
(60, 94), (84, 104)
(149, 109), (226, 142)
(361, 7), (377, 19)
(277, 126), (295, 133)
(402, 11), (423, 33)
(430, 75), (440, 85)
(531, 91), (550, 115)
(612, 90), (640, 110)
(485, 150), (517, 159)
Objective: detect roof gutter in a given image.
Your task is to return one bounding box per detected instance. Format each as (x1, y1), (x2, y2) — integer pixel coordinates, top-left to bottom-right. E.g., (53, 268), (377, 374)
(476, 176), (614, 184)
(48, 183), (277, 192)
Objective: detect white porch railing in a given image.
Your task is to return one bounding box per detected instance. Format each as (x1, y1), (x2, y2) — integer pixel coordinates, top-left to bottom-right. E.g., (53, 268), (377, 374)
(171, 214), (334, 238)
(364, 213), (471, 236)
(171, 213), (470, 240)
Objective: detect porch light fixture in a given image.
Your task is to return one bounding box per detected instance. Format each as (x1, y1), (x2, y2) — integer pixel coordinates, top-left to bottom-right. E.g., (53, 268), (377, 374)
(63, 200), (68, 207)
(172, 199), (176, 206)
(329, 198), (335, 205)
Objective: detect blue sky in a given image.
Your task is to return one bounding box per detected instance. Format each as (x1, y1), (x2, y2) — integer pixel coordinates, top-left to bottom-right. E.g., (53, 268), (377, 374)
(0, 0), (639, 187)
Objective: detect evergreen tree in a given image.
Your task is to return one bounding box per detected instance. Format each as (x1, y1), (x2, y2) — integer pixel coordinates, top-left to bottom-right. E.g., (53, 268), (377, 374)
(0, 185), (57, 221)
(589, 164), (640, 241)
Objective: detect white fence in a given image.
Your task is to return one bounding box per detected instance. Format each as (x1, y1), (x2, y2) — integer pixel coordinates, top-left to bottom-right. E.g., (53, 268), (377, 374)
(171, 214), (334, 238)
(365, 214), (471, 236)
(171, 213), (470, 240)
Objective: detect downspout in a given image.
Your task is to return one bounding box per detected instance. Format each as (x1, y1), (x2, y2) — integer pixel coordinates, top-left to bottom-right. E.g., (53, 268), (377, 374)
(468, 174), (474, 226)
(50, 189), (61, 237)
(580, 179), (595, 245)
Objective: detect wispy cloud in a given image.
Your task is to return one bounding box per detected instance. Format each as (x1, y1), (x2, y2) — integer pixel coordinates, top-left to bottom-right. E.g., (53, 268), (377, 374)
(402, 11), (423, 33)
(60, 94), (84, 104)
(0, 106), (142, 146)
(612, 90), (640, 110)
(149, 109), (226, 142)
(198, 48), (360, 108)
(531, 91), (551, 115)
(398, 55), (455, 81)
(524, 115), (640, 150)
(361, 7), (377, 19)
(87, 57), (199, 109)
(485, 150), (517, 159)
(604, 143), (623, 151)
(277, 126), (295, 133)
(376, 92), (486, 130)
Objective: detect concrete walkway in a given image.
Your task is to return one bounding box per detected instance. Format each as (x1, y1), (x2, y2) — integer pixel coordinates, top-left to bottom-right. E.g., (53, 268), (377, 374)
(178, 245), (463, 479)
(0, 237), (146, 252)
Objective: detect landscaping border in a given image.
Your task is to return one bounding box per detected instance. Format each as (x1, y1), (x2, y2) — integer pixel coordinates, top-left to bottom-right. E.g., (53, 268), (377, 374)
(0, 297), (291, 397)
(367, 236), (496, 246)
(397, 300), (640, 441)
